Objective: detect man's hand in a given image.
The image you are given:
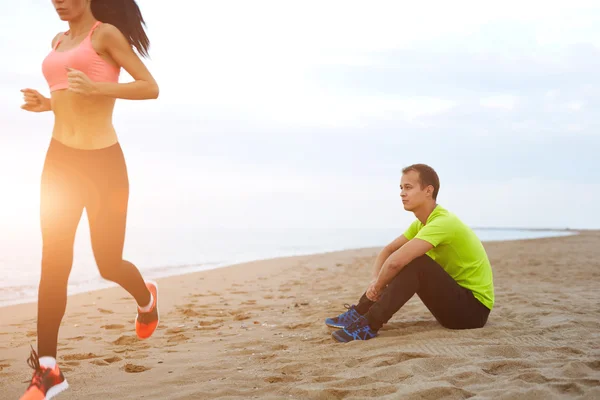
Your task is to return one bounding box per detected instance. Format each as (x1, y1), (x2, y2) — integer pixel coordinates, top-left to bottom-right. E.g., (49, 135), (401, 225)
(366, 280), (382, 302)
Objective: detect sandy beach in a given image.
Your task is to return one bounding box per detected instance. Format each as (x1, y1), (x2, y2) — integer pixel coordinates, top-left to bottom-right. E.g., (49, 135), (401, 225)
(1, 230), (599, 399)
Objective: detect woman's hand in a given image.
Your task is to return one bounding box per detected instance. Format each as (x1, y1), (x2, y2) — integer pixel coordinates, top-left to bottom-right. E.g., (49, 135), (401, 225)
(66, 67), (98, 96)
(20, 89), (51, 112)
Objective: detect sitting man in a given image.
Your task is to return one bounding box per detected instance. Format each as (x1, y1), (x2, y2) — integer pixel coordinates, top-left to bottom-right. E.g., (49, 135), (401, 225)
(326, 163), (494, 342)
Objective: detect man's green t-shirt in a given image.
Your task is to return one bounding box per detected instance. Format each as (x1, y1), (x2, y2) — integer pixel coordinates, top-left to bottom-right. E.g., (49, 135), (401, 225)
(403, 205), (495, 310)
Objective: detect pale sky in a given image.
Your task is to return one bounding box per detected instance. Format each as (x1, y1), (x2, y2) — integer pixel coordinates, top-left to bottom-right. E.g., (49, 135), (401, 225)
(1, 0), (599, 234)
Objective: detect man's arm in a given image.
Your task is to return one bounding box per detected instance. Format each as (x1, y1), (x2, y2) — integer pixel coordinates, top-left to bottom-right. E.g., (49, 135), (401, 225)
(368, 238), (434, 299)
(370, 235), (409, 281)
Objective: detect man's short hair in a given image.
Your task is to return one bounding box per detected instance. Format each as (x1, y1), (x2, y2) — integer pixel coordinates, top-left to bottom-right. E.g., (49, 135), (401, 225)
(402, 164), (440, 200)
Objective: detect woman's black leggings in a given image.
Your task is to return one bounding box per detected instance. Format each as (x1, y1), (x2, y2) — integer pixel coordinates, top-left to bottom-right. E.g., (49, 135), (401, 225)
(38, 138), (150, 358)
(357, 255), (491, 331)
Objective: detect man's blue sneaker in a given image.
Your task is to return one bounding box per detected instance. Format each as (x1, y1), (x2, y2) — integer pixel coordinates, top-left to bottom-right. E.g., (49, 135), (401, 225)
(325, 303), (361, 329)
(332, 315), (378, 342)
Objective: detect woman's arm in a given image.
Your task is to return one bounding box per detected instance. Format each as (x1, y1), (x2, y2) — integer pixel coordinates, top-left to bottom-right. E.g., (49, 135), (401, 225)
(93, 24), (159, 100)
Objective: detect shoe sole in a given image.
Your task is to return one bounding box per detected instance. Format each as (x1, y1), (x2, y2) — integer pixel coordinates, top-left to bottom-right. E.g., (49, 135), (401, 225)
(325, 321), (346, 329)
(331, 330), (378, 343)
(46, 379), (69, 399)
(136, 280), (160, 339)
(331, 331), (347, 343)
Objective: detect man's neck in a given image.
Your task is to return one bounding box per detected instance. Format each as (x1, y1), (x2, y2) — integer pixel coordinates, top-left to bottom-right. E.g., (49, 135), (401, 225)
(414, 202), (438, 225)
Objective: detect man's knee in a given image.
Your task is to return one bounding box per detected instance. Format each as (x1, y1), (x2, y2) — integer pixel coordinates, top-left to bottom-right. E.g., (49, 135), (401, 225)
(393, 254), (434, 276)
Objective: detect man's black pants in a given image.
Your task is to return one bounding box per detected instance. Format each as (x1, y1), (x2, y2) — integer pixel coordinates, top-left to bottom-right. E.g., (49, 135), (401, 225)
(357, 255), (491, 330)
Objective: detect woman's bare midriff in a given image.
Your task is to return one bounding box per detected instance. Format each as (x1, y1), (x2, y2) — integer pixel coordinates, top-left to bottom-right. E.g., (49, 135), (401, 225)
(51, 89), (118, 150)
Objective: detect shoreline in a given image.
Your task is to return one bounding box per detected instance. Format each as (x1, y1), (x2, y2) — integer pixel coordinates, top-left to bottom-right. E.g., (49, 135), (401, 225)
(0, 229), (585, 310)
(0, 227), (584, 310)
(1, 229), (599, 399)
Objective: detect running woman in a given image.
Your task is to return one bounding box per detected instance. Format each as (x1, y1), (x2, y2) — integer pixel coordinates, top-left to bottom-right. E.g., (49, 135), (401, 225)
(19, 1), (160, 398)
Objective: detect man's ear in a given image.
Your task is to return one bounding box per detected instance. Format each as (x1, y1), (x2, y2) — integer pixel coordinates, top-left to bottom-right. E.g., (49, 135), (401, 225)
(427, 185), (434, 197)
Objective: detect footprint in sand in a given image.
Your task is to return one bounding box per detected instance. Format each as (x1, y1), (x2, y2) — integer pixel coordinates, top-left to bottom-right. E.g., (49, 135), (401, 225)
(113, 344), (150, 353)
(197, 325), (222, 331)
(63, 353), (100, 361)
(241, 300), (257, 305)
(167, 334), (190, 344)
(482, 360), (536, 375)
(585, 360), (600, 371)
(164, 327), (190, 343)
(112, 335), (139, 346)
(312, 376), (337, 383)
(264, 375), (299, 384)
(285, 322), (311, 330)
(231, 311), (251, 321)
(64, 361), (80, 367)
(166, 327), (186, 335)
(124, 363), (150, 373)
(98, 308), (114, 314)
(196, 319), (225, 329)
(177, 308), (202, 318)
(65, 336), (85, 341)
(101, 324), (125, 330)
(231, 290), (249, 295)
(257, 353), (276, 361)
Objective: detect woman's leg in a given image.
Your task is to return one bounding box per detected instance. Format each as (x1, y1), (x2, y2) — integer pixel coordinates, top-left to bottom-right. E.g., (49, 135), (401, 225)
(84, 143), (151, 306)
(362, 255), (490, 330)
(37, 141), (85, 358)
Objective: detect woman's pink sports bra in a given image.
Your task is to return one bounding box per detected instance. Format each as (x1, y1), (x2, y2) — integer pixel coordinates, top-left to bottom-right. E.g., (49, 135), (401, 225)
(42, 21), (120, 92)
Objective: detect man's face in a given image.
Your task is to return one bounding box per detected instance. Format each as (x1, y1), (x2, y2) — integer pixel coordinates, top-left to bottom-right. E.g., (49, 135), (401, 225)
(400, 170), (431, 211)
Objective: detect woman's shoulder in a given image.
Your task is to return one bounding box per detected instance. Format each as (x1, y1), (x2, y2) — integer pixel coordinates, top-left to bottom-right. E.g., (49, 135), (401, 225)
(95, 22), (122, 37)
(51, 31), (64, 48)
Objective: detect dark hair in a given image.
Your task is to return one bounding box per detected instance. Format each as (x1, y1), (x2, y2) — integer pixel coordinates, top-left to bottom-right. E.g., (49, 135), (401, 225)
(402, 163), (440, 200)
(91, 0), (150, 58)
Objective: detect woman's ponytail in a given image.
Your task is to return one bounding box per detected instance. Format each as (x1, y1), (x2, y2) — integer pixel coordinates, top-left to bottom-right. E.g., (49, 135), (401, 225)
(91, 0), (150, 58)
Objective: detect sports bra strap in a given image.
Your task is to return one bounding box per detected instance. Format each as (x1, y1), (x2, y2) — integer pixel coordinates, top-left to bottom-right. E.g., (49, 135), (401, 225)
(53, 32), (67, 50)
(52, 21), (101, 50)
(87, 21), (102, 37)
